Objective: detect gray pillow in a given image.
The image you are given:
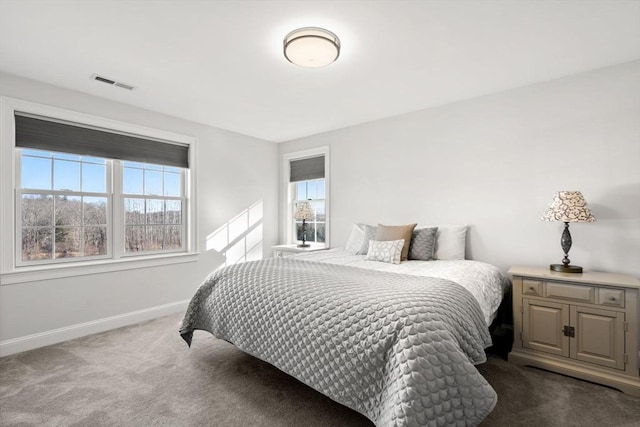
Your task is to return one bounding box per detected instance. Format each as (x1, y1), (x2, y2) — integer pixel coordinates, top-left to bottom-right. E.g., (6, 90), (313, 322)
(408, 227), (438, 260)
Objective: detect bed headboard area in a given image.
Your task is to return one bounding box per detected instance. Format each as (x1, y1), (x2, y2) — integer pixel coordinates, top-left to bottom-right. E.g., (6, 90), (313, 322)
(343, 222), (468, 262)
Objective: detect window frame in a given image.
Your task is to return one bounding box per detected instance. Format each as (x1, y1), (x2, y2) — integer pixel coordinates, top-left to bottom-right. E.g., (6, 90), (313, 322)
(282, 147), (330, 247)
(0, 96), (198, 285)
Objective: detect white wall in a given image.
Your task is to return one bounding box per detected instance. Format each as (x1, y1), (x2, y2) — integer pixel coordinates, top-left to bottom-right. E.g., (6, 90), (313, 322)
(279, 61), (640, 278)
(0, 73), (279, 354)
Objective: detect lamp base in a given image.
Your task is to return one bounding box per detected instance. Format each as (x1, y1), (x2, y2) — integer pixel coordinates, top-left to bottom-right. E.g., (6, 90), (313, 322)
(550, 264), (583, 273)
(297, 243), (310, 248)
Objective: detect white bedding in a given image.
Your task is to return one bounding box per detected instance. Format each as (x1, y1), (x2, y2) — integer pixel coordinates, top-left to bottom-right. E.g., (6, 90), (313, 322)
(291, 248), (508, 326)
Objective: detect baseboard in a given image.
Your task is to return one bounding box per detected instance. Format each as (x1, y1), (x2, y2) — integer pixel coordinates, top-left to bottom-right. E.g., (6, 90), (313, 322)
(509, 348), (640, 397)
(0, 299), (190, 357)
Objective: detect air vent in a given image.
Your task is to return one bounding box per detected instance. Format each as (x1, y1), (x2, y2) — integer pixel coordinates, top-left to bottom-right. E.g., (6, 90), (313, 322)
(114, 82), (135, 90)
(90, 74), (136, 91)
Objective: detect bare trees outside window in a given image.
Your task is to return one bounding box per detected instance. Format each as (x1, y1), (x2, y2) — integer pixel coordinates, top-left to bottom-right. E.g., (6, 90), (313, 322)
(21, 194), (108, 260)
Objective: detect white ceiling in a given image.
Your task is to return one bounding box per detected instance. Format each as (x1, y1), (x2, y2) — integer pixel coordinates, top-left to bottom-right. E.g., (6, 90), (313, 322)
(1, 1), (639, 143)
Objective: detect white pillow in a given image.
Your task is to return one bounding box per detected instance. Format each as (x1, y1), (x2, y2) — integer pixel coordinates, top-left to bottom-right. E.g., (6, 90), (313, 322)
(431, 225), (467, 260)
(344, 223), (377, 255)
(365, 239), (404, 264)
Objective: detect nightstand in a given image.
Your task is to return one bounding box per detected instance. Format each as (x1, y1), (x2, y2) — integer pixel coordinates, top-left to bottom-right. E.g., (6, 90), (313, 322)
(272, 244), (329, 258)
(508, 266), (640, 396)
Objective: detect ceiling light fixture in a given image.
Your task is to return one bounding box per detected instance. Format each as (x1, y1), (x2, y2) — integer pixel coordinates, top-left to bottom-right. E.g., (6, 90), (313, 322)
(283, 27), (340, 68)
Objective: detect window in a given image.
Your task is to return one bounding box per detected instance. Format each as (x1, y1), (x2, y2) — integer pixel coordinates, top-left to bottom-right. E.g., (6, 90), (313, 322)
(19, 149), (110, 262)
(0, 97), (196, 283)
(17, 153), (187, 266)
(284, 148), (329, 247)
(293, 178), (326, 244)
(122, 162), (184, 253)
(17, 149), (187, 264)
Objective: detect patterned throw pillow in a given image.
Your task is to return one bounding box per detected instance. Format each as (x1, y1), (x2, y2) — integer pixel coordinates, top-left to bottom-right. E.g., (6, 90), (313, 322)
(345, 223), (377, 255)
(408, 227), (438, 260)
(365, 239), (404, 264)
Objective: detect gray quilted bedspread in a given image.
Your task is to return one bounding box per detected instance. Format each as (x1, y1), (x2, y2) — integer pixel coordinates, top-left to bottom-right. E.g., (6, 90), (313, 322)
(180, 258), (497, 426)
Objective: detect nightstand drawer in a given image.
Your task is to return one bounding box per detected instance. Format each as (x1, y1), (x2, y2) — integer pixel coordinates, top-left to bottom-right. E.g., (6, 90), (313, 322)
(598, 288), (625, 308)
(544, 282), (595, 303)
(522, 279), (543, 296)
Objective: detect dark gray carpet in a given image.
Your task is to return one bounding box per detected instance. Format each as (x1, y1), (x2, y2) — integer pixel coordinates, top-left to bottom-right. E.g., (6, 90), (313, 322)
(1, 314), (639, 427)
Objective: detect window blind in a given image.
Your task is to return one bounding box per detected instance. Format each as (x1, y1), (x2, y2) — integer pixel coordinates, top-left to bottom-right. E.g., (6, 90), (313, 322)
(289, 155), (324, 182)
(15, 113), (189, 168)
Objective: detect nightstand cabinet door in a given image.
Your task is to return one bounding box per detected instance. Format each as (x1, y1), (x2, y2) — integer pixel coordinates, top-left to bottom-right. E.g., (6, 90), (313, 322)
(523, 299), (569, 358)
(570, 305), (625, 370)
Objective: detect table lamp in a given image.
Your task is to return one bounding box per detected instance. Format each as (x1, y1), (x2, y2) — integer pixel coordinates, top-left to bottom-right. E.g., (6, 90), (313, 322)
(541, 191), (595, 273)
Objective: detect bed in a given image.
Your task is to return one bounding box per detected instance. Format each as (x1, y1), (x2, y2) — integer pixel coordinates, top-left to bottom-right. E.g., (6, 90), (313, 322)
(180, 246), (508, 426)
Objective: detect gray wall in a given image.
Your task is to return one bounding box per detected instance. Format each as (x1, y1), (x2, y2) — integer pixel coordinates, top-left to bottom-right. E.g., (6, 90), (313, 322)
(279, 61), (640, 277)
(0, 73), (279, 348)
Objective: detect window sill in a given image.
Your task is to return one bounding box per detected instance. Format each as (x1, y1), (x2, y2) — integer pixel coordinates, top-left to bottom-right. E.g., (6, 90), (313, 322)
(0, 252), (199, 285)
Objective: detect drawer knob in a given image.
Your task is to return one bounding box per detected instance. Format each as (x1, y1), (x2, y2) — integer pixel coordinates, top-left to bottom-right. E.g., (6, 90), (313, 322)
(529, 287), (535, 292)
(608, 296), (616, 301)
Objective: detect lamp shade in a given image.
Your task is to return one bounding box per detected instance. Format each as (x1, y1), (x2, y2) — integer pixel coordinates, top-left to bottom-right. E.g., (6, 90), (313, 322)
(284, 27), (340, 68)
(541, 191), (596, 223)
(294, 202), (314, 221)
